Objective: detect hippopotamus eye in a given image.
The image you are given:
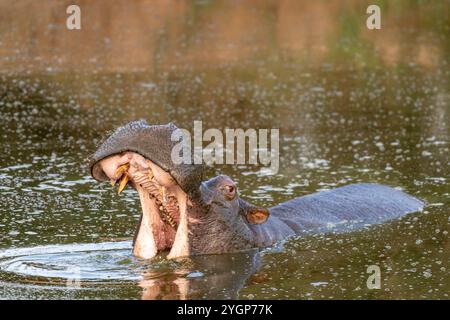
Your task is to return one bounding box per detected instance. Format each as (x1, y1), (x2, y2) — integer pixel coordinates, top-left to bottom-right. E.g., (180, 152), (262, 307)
(222, 184), (237, 200)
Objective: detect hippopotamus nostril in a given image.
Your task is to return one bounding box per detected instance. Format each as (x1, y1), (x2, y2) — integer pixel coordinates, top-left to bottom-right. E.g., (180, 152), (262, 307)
(221, 184), (237, 200)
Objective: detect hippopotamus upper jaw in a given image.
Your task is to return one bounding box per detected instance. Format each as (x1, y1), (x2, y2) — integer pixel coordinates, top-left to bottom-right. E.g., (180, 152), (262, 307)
(90, 120), (204, 199)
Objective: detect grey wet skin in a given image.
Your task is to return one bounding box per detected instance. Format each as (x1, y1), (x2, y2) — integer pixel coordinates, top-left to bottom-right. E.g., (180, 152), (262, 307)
(89, 121), (425, 259)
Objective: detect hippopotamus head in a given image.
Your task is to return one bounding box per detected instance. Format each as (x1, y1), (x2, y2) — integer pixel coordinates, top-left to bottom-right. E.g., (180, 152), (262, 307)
(89, 120), (269, 259)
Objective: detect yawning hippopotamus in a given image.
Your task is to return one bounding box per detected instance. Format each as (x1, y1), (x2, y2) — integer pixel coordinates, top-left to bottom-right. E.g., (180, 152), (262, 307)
(89, 120), (424, 259)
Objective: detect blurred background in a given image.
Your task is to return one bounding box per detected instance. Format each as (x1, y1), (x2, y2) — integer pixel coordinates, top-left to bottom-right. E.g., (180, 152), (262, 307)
(0, 0), (448, 299)
(0, 0), (448, 72)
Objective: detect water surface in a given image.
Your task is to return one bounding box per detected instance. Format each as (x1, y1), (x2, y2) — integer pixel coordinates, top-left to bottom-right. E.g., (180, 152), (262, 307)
(0, 0), (448, 299)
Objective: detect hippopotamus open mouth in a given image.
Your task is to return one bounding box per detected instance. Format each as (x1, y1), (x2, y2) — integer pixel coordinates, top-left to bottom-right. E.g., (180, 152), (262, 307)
(90, 120), (425, 260)
(89, 120), (269, 259)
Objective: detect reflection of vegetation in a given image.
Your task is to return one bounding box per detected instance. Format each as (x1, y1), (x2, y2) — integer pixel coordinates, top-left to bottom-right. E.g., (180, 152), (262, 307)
(0, 0), (448, 72)
(328, 10), (379, 68)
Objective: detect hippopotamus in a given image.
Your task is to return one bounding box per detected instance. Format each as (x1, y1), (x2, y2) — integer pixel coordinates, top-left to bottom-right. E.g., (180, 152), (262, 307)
(89, 120), (424, 260)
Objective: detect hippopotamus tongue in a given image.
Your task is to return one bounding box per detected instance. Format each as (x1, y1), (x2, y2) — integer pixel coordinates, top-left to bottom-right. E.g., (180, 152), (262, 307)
(89, 120), (203, 199)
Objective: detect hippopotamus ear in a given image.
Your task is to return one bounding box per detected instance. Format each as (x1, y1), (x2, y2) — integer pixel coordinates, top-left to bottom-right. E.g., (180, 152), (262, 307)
(238, 198), (269, 224)
(245, 207), (270, 225)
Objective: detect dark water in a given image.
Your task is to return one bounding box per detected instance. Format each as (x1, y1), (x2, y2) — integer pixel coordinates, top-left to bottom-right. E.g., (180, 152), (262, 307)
(0, 0), (449, 299)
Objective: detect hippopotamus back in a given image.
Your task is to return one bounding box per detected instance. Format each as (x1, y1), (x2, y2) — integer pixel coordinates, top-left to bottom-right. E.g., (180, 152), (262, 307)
(249, 183), (425, 246)
(269, 183), (424, 233)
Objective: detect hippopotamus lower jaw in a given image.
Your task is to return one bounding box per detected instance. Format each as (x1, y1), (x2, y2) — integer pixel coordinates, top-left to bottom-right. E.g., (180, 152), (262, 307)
(92, 151), (195, 259)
